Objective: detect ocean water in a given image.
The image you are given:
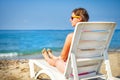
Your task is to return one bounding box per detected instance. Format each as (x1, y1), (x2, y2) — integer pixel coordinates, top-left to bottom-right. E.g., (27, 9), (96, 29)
(0, 30), (72, 57)
(0, 29), (120, 58)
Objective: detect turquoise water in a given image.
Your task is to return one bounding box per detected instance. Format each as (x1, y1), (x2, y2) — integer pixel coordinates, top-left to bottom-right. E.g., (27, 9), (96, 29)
(0, 29), (120, 57)
(0, 30), (72, 56)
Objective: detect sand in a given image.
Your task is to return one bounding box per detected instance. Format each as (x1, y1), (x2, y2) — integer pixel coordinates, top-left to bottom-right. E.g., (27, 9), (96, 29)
(100, 51), (120, 77)
(0, 51), (120, 80)
(0, 60), (31, 80)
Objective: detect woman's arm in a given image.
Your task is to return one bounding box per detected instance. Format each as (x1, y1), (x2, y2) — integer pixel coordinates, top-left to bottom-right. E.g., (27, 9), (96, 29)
(60, 33), (73, 62)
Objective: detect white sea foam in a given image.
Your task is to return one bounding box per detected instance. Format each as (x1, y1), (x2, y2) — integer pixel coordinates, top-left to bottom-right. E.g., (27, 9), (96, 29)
(0, 52), (18, 58)
(108, 49), (120, 52)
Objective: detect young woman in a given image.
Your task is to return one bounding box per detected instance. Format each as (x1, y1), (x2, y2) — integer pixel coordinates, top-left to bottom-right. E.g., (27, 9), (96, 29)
(42, 8), (89, 73)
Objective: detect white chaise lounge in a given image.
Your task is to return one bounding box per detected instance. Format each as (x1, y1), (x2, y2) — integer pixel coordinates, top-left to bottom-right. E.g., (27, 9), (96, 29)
(29, 22), (119, 80)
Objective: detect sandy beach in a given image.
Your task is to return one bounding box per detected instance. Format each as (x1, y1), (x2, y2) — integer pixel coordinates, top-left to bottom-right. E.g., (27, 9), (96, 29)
(0, 51), (120, 80)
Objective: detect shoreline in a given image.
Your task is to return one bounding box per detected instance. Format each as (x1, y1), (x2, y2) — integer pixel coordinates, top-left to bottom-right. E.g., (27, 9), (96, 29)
(0, 50), (120, 60)
(0, 51), (60, 60)
(0, 51), (120, 80)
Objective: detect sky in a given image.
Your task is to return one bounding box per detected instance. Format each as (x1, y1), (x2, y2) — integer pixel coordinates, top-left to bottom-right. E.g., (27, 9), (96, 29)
(0, 0), (120, 30)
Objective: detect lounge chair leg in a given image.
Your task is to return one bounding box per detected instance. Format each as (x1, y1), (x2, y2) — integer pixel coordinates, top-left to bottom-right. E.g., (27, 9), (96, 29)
(71, 53), (79, 80)
(104, 51), (113, 80)
(29, 60), (35, 78)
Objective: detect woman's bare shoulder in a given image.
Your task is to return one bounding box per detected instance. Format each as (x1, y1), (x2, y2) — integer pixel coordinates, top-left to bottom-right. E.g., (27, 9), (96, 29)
(67, 32), (73, 37)
(66, 32), (73, 40)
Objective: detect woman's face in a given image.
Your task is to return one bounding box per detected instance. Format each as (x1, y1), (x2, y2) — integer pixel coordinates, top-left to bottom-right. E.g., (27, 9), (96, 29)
(70, 13), (82, 27)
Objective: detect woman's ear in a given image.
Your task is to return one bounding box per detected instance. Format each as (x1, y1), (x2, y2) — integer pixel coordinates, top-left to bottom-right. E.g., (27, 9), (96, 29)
(78, 17), (82, 21)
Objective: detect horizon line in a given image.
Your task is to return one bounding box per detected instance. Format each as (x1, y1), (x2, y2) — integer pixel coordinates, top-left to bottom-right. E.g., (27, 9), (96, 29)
(0, 29), (74, 30)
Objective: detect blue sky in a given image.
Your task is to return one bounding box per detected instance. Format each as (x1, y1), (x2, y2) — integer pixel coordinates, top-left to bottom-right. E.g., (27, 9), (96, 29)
(0, 0), (120, 30)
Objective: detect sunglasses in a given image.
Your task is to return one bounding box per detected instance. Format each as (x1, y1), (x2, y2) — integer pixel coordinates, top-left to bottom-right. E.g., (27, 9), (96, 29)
(71, 16), (80, 20)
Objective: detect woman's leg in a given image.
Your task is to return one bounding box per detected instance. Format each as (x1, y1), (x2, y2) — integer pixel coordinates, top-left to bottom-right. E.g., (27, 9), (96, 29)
(47, 49), (58, 60)
(42, 49), (66, 73)
(55, 59), (66, 73)
(42, 49), (56, 66)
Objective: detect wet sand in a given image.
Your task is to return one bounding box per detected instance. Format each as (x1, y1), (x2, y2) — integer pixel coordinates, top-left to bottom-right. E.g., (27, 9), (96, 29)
(0, 51), (120, 80)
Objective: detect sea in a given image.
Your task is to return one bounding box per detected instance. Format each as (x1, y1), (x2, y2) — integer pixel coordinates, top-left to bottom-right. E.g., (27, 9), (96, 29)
(0, 29), (120, 59)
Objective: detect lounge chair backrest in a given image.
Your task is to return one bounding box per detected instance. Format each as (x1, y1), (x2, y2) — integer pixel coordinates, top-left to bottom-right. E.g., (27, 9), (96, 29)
(64, 22), (116, 79)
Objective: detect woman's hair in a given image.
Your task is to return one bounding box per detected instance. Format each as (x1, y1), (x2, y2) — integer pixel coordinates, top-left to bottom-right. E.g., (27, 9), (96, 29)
(72, 8), (89, 22)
